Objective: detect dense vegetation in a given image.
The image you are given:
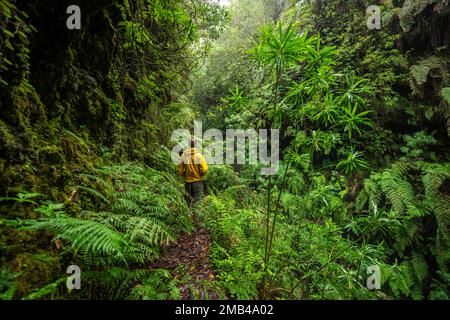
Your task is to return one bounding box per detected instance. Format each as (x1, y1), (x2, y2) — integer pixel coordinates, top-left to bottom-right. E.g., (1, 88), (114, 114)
(0, 0), (449, 300)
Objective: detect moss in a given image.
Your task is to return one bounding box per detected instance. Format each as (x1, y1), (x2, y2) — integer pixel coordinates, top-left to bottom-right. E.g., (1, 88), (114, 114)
(11, 82), (46, 129)
(0, 119), (15, 150)
(0, 0), (203, 299)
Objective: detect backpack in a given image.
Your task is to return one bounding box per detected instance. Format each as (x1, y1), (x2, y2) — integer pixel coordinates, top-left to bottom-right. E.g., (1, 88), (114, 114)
(182, 153), (203, 177)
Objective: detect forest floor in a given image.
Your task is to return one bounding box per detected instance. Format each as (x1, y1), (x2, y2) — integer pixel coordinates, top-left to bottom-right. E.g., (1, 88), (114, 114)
(149, 227), (220, 299)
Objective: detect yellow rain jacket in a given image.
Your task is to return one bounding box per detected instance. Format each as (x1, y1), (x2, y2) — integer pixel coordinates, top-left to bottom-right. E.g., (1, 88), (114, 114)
(178, 148), (208, 183)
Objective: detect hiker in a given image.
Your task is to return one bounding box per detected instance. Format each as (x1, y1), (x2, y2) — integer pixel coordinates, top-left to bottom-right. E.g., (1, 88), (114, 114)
(178, 138), (208, 206)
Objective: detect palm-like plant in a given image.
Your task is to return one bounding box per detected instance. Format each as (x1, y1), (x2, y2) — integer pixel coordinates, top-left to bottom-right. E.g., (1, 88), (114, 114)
(250, 22), (314, 298)
(304, 65), (336, 96)
(314, 93), (339, 126)
(337, 73), (372, 107)
(251, 22), (311, 82)
(304, 34), (339, 72)
(309, 130), (328, 153)
(304, 130), (341, 157)
(302, 35), (338, 96)
(251, 21), (314, 128)
(336, 150), (369, 174)
(226, 84), (248, 112)
(21, 163), (192, 266)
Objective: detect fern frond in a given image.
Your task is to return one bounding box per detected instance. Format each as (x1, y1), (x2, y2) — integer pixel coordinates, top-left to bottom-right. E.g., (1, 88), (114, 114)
(411, 253), (428, 283)
(399, 0), (436, 32)
(380, 166), (414, 215)
(422, 163), (450, 200)
(79, 173), (115, 195)
(22, 217), (129, 263)
(78, 186), (110, 204)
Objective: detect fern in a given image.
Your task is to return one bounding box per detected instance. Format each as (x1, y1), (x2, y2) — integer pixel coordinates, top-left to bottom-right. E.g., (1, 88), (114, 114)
(4, 162), (195, 300)
(355, 160), (450, 298)
(79, 173), (115, 195)
(78, 186), (110, 204)
(422, 163), (450, 272)
(130, 268), (184, 300)
(410, 253), (428, 283)
(81, 268), (150, 299)
(22, 217), (130, 263)
(22, 277), (66, 300)
(422, 163), (450, 200)
(0, 268), (19, 300)
(398, 0), (437, 32)
(409, 55), (448, 96)
(381, 171), (414, 215)
(441, 87), (450, 104)
(12, 163), (192, 275)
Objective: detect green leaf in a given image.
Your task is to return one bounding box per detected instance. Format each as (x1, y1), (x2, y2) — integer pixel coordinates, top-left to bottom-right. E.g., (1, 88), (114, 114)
(441, 87), (450, 104)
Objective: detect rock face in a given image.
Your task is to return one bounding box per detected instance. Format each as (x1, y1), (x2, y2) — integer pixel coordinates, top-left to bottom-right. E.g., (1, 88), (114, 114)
(0, 0), (209, 298)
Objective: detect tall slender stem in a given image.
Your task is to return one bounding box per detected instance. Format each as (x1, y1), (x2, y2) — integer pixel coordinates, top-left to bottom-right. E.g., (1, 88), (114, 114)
(261, 63), (282, 299)
(266, 162), (290, 265)
(261, 175), (272, 299)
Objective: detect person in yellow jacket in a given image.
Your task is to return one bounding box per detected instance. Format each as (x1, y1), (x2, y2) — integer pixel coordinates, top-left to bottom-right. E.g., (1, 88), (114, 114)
(178, 138), (208, 206)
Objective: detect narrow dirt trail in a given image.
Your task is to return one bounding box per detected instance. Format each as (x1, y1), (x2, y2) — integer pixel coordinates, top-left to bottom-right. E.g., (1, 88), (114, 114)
(149, 228), (220, 299)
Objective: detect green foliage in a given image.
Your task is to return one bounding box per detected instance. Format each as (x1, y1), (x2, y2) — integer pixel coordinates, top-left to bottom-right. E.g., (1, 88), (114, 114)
(22, 277), (65, 300)
(0, 268), (19, 300)
(24, 217), (131, 263)
(337, 151), (369, 175)
(225, 85), (249, 112)
(33, 202), (65, 217)
(0, 191), (41, 205)
(409, 55), (448, 97)
(339, 104), (372, 140)
(354, 160), (450, 297)
(130, 268), (183, 300)
(197, 192), (264, 299)
(441, 87), (450, 104)
(251, 22), (312, 81)
(2, 163), (194, 299)
(73, 163), (192, 263)
(204, 165), (242, 193)
(1, 0), (449, 302)
(398, 0), (436, 32)
(400, 131), (437, 161)
(0, 0), (34, 86)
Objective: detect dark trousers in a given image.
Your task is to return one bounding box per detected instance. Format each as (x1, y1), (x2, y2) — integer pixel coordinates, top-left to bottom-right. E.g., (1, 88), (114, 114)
(185, 181), (203, 207)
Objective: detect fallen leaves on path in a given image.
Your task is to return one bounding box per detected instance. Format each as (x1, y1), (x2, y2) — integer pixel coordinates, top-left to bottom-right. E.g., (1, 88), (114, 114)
(149, 228), (220, 299)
